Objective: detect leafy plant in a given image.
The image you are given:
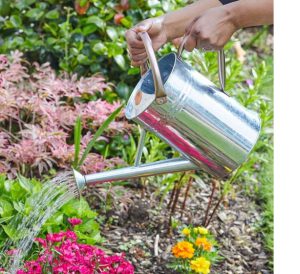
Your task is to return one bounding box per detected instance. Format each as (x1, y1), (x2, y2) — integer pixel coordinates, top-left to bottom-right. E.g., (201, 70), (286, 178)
(0, 174), (104, 257)
(0, 0), (189, 98)
(0, 51), (129, 178)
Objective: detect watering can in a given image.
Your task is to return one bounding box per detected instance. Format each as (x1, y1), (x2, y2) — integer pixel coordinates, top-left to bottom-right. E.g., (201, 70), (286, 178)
(73, 32), (260, 191)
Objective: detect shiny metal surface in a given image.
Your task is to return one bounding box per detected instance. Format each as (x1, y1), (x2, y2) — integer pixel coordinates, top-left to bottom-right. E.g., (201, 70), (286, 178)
(73, 169), (86, 191)
(134, 127), (146, 167)
(218, 49), (226, 91)
(82, 158), (198, 187)
(125, 51), (261, 178)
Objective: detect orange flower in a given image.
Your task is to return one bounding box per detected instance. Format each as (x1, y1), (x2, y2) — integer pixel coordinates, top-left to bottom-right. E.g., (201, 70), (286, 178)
(172, 241), (195, 259)
(195, 237), (212, 251)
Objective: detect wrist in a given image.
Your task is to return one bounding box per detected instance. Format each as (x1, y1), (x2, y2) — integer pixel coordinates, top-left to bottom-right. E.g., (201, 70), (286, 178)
(161, 15), (173, 42)
(223, 2), (243, 30)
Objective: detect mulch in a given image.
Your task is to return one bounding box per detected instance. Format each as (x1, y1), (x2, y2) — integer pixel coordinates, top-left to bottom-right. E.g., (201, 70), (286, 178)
(83, 175), (272, 274)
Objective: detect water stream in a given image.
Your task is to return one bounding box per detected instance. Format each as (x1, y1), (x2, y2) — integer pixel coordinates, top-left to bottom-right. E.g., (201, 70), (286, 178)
(0, 171), (79, 273)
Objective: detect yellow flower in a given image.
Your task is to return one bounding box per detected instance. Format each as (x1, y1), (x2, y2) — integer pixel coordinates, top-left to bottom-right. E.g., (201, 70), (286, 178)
(190, 257), (211, 274)
(182, 227), (191, 236)
(194, 226), (208, 235)
(172, 241), (195, 259)
(195, 237), (213, 251)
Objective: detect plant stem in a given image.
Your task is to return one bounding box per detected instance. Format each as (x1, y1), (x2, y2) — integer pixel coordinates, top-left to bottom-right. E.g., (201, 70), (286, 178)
(203, 179), (218, 226)
(205, 193), (225, 227)
(180, 175), (193, 219)
(167, 173), (185, 235)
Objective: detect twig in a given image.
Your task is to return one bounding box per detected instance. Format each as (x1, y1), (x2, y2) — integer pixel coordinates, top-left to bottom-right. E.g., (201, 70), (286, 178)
(180, 175), (193, 218)
(167, 182), (176, 209)
(154, 234), (160, 257)
(205, 194), (225, 227)
(203, 179), (218, 226)
(167, 173), (185, 235)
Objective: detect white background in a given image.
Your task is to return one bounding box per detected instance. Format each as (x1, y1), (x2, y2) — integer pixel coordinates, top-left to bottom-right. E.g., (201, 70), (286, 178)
(275, 0), (300, 272)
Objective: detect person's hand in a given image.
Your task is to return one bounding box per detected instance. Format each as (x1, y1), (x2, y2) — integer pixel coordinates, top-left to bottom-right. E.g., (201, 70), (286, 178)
(125, 16), (168, 66)
(184, 6), (237, 52)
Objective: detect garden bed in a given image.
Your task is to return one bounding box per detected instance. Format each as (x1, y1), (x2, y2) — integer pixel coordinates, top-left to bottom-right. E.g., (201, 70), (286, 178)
(84, 178), (271, 274)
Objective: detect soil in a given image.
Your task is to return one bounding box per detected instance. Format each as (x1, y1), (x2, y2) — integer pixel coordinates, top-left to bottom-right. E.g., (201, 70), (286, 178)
(83, 176), (272, 274)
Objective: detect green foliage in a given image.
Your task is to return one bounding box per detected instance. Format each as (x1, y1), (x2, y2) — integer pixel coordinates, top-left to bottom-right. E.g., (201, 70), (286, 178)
(0, 174), (104, 249)
(78, 104), (124, 167)
(0, 0), (188, 99)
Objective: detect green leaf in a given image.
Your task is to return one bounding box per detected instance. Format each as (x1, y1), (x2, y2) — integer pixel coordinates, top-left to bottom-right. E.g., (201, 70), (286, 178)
(106, 42), (123, 57)
(0, 0), (11, 16)
(0, 198), (13, 217)
(0, 216), (13, 225)
(106, 27), (118, 41)
(2, 224), (17, 240)
(86, 16), (106, 30)
(18, 174), (33, 193)
(120, 17), (132, 28)
(77, 54), (91, 65)
(13, 201), (24, 213)
(92, 42), (107, 55)
(79, 0), (88, 7)
(116, 82), (130, 99)
(78, 104), (124, 167)
(114, 54), (126, 70)
(45, 9), (59, 20)
(82, 24), (98, 36)
(10, 15), (22, 28)
(73, 116), (82, 169)
(25, 8), (44, 20)
(128, 67), (140, 75)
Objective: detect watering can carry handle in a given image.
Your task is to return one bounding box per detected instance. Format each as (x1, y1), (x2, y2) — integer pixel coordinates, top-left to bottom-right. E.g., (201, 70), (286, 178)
(177, 35), (227, 93)
(138, 32), (167, 105)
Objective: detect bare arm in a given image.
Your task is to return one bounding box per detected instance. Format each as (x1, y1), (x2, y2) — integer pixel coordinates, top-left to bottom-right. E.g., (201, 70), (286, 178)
(228, 0), (273, 29)
(184, 0), (273, 51)
(126, 0), (222, 66)
(162, 0), (223, 41)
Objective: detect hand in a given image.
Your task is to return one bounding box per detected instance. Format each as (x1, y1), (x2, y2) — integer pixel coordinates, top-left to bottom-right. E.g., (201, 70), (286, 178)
(125, 17), (168, 66)
(184, 6), (237, 52)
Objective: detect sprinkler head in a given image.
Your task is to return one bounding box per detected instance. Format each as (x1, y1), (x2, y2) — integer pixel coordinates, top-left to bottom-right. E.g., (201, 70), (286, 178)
(72, 169), (86, 192)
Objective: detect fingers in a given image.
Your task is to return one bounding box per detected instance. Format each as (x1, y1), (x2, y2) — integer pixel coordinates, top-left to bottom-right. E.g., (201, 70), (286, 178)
(129, 51), (148, 64)
(125, 19), (154, 66)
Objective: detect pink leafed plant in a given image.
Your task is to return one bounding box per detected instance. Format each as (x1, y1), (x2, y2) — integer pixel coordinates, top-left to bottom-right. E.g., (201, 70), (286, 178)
(12, 222), (134, 274)
(0, 51), (130, 178)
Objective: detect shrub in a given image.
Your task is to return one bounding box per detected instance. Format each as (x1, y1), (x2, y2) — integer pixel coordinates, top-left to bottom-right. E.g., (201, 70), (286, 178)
(0, 51), (130, 178)
(0, 0), (189, 98)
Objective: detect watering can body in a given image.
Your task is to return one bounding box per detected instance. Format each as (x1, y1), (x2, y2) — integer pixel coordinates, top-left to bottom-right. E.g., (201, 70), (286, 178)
(125, 34), (260, 179)
(73, 33), (260, 191)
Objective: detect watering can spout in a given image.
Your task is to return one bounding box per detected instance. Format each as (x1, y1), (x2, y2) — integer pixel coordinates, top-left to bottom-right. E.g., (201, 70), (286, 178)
(72, 158), (198, 192)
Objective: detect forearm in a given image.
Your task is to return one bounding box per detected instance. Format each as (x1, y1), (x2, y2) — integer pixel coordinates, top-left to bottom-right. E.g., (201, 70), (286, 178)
(226, 0), (273, 29)
(162, 0), (222, 41)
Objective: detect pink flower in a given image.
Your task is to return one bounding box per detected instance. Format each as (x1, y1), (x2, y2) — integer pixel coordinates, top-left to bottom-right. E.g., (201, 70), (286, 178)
(46, 232), (65, 243)
(68, 218), (82, 226)
(18, 230), (134, 274)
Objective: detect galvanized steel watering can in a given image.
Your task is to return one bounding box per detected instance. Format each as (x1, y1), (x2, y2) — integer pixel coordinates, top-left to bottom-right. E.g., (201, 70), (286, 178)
(73, 32), (260, 191)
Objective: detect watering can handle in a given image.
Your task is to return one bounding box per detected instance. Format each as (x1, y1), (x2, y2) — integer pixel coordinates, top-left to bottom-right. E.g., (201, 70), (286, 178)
(177, 35), (227, 93)
(138, 32), (167, 105)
